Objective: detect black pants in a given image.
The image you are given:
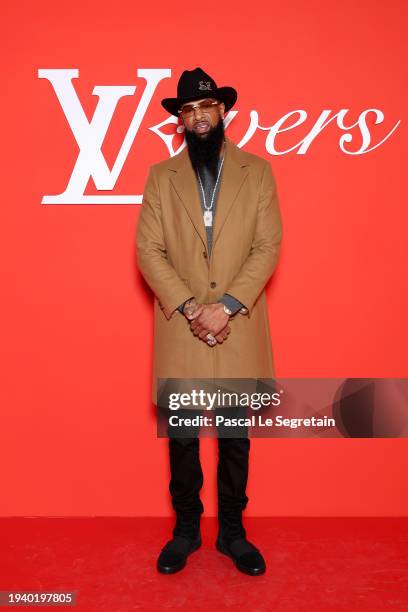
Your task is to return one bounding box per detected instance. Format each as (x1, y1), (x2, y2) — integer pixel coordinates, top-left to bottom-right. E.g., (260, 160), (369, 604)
(167, 407), (250, 515)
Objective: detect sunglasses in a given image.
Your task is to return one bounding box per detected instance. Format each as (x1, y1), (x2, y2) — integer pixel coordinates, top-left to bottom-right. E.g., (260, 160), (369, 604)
(178, 99), (220, 118)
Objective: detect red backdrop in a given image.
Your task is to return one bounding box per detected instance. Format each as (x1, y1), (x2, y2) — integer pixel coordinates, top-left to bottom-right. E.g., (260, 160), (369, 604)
(2, 0), (407, 516)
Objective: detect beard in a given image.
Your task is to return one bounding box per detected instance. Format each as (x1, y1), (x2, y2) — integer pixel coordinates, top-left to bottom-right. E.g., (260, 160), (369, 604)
(184, 117), (225, 180)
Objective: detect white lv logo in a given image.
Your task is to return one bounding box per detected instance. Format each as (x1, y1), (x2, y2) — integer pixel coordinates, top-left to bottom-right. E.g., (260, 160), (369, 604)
(38, 68), (171, 204)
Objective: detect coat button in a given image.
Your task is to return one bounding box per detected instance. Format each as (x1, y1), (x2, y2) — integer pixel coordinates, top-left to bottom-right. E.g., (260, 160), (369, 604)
(203, 251), (207, 258)
(210, 281), (217, 288)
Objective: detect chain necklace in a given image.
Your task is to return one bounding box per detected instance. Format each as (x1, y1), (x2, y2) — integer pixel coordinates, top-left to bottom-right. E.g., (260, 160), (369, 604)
(197, 155), (225, 227)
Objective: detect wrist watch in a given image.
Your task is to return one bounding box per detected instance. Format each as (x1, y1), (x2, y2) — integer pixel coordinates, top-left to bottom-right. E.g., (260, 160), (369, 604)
(222, 304), (233, 316)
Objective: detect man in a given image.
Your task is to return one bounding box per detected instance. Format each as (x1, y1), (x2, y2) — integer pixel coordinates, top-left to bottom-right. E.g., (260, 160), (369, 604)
(136, 67), (283, 575)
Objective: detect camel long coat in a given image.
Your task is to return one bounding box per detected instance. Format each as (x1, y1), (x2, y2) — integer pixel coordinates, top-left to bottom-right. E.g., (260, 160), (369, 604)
(136, 136), (283, 405)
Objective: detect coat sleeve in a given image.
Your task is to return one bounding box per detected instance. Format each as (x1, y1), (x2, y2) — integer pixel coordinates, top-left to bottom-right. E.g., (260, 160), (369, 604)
(224, 160), (283, 318)
(136, 165), (194, 320)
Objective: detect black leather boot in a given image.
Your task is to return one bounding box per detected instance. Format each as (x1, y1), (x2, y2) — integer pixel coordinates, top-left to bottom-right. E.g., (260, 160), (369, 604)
(216, 511), (266, 576)
(157, 513), (201, 574)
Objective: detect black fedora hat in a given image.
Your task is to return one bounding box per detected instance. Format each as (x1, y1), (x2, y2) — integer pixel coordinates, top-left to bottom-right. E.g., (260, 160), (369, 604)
(161, 67), (237, 117)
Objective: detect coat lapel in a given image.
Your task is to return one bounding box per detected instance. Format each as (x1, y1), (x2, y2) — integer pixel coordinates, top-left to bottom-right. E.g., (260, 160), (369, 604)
(168, 146), (207, 248)
(168, 136), (250, 253)
(212, 137), (250, 250)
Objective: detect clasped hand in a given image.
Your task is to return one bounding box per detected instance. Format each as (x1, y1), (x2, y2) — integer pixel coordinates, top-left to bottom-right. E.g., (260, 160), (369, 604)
(184, 301), (231, 347)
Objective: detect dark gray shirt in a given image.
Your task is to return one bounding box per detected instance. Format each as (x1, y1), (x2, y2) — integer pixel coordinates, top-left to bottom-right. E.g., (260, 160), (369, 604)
(196, 155), (223, 257)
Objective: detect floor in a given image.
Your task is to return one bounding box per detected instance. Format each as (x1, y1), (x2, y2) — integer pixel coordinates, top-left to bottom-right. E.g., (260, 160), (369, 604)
(1, 517), (408, 611)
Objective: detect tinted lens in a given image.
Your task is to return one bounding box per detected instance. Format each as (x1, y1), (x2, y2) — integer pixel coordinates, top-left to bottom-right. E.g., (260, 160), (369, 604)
(179, 105), (194, 117)
(200, 99), (217, 110)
